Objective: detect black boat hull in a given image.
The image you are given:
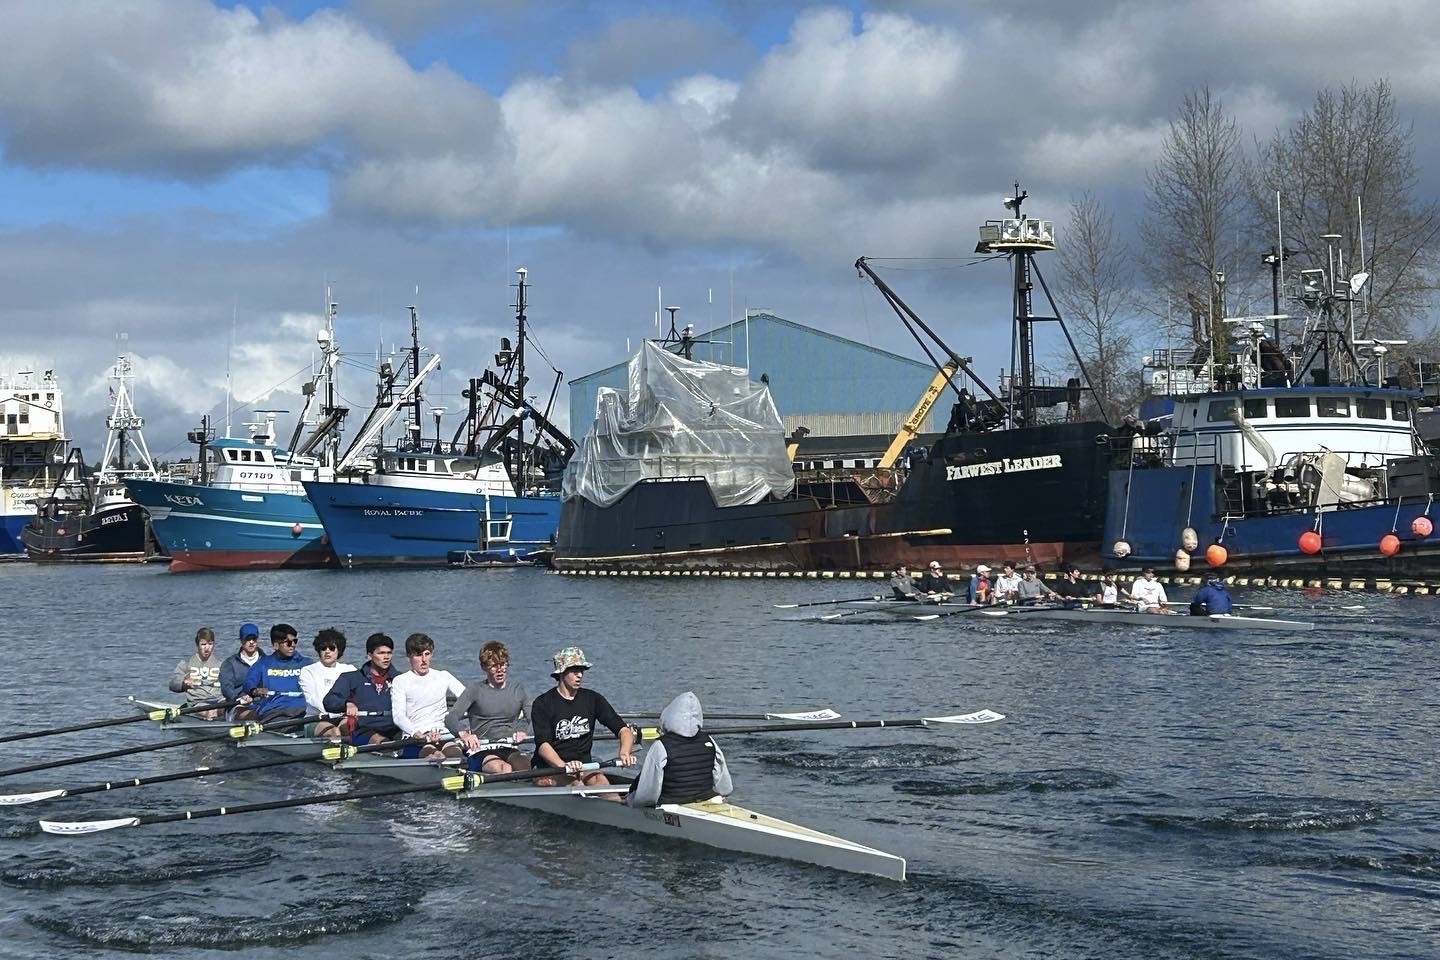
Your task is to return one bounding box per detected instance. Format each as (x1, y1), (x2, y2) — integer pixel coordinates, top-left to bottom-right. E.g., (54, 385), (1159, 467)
(21, 502), (156, 563)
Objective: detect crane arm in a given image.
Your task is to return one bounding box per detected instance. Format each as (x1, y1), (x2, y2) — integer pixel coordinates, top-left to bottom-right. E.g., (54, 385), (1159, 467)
(879, 360), (959, 468)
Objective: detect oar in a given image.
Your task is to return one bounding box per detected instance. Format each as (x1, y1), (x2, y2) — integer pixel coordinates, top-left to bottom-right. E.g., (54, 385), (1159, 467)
(605, 710), (1005, 741)
(0, 733), (437, 807)
(0, 699), (238, 745)
(1232, 604), (1275, 612)
(39, 761), (616, 835)
(621, 708), (841, 722)
(911, 605), (1002, 622)
(0, 715), (315, 779)
(772, 595), (886, 609)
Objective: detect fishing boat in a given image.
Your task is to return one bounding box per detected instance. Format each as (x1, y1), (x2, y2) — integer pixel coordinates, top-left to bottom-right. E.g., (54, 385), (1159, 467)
(555, 189), (1113, 574)
(1102, 234), (1440, 577)
(126, 300), (350, 571)
(22, 351), (161, 562)
(77, 699), (908, 880)
(0, 370), (68, 554)
(303, 270), (574, 568)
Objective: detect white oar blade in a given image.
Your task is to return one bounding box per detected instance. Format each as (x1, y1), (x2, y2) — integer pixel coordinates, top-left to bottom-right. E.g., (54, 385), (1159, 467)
(40, 816), (140, 835)
(763, 709), (842, 721)
(0, 788), (67, 806)
(921, 709), (1005, 725)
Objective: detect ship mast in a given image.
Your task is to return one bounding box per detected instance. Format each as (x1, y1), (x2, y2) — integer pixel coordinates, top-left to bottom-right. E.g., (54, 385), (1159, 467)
(98, 341), (158, 484)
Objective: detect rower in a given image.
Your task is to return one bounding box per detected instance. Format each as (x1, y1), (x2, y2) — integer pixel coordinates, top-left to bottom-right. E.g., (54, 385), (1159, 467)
(236, 623), (314, 722)
(299, 628), (357, 737)
(1096, 570), (1121, 608)
(1051, 565), (1096, 608)
(390, 633), (467, 760)
(993, 562), (1022, 604)
(1129, 568), (1170, 613)
(889, 564), (920, 600)
(964, 564), (993, 605)
(446, 640), (531, 774)
(531, 646), (637, 795)
(1189, 575), (1234, 616)
(219, 622), (263, 717)
(1013, 565), (1060, 605)
(626, 691), (733, 808)
(323, 633), (401, 745)
(168, 626), (224, 719)
(918, 560), (953, 599)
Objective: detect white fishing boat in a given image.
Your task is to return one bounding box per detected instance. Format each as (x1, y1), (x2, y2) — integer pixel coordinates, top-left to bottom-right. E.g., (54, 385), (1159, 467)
(85, 699), (908, 881)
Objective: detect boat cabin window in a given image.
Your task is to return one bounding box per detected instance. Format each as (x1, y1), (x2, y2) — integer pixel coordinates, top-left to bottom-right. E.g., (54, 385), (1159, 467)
(1357, 398), (1387, 419)
(1206, 399), (1237, 422)
(290, 470), (303, 481)
(255, 451), (270, 463)
(226, 450), (239, 461)
(241, 450), (254, 462)
(1274, 397), (1311, 418)
(1392, 400), (1411, 421)
(1242, 398), (1268, 419)
(1317, 397), (1351, 418)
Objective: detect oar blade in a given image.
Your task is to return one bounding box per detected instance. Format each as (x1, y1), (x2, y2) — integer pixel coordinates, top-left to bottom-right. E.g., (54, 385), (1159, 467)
(763, 709), (842, 721)
(0, 788), (67, 806)
(921, 709), (1005, 725)
(40, 816), (140, 835)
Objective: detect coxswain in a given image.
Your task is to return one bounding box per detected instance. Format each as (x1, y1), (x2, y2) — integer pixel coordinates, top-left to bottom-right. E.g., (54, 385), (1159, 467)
(168, 626), (225, 719)
(299, 628), (357, 737)
(390, 633), (467, 760)
(1189, 575), (1234, 616)
(626, 691), (733, 808)
(889, 564), (920, 600)
(918, 560), (953, 599)
(531, 646), (637, 795)
(323, 633), (401, 745)
(1129, 568), (1170, 613)
(1013, 565), (1061, 604)
(446, 640), (531, 774)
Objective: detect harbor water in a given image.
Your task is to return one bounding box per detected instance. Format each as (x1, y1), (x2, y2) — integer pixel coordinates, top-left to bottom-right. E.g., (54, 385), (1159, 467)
(0, 563), (1436, 959)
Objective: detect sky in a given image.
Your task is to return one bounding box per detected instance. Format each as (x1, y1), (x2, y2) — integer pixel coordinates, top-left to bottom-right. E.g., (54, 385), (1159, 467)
(3, 0), (1439, 458)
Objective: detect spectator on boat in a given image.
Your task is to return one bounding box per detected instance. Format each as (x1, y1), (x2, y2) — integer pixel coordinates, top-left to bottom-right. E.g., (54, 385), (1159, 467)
(531, 646), (637, 795)
(889, 564), (920, 600)
(169, 626), (224, 719)
(1052, 565), (1097, 608)
(1096, 570), (1121, 608)
(1129, 568), (1170, 613)
(219, 622), (263, 717)
(993, 562), (1022, 603)
(446, 640), (531, 774)
(918, 561), (953, 598)
(1189, 576), (1234, 616)
(324, 633), (401, 745)
(236, 623), (314, 722)
(390, 633), (467, 761)
(300, 628), (357, 737)
(627, 691), (732, 808)
(963, 565), (992, 605)
(1014, 565), (1061, 605)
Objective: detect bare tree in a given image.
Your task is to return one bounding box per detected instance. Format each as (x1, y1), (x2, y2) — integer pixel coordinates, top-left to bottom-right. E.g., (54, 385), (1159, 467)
(1250, 79), (1440, 344)
(1051, 191), (1141, 419)
(1139, 87), (1250, 361)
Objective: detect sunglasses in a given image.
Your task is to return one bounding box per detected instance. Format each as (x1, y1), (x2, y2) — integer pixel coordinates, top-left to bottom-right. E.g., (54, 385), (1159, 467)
(276, 638), (298, 646)
(317, 643), (339, 651)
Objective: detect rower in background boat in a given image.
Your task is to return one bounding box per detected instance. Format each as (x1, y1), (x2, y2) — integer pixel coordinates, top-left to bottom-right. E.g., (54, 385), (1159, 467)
(889, 564), (921, 600)
(626, 691), (732, 808)
(236, 625), (313, 722)
(446, 640), (531, 774)
(219, 622), (262, 717)
(964, 564), (993, 605)
(919, 560), (954, 600)
(1052, 565), (1098, 609)
(167, 627), (224, 719)
(1128, 568), (1170, 613)
(299, 628), (356, 737)
(323, 633), (401, 745)
(1014, 565), (1061, 605)
(1189, 575), (1235, 616)
(993, 562), (1022, 604)
(531, 646), (637, 796)
(390, 633), (466, 761)
(1096, 570), (1121, 608)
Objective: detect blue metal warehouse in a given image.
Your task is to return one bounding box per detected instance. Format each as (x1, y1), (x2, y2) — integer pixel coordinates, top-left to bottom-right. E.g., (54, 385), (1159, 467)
(567, 312), (943, 443)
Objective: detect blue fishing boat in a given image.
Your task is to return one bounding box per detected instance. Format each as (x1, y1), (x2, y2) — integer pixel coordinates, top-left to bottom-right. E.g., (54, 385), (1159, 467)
(1102, 237), (1440, 576)
(304, 269), (573, 568)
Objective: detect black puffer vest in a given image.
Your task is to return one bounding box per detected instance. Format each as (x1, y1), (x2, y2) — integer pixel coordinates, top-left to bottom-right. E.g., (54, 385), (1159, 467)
(658, 731), (717, 803)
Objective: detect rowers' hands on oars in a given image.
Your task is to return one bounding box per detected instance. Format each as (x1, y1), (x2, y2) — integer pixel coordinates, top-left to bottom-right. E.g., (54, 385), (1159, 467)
(616, 723), (639, 766)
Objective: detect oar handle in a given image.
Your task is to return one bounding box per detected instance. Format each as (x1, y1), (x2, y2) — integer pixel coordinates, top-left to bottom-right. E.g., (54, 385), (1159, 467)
(0, 698), (240, 745)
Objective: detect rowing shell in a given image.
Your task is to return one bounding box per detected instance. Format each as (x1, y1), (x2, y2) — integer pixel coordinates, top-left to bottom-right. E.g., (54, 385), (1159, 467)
(129, 700), (908, 881)
(968, 607), (1314, 632)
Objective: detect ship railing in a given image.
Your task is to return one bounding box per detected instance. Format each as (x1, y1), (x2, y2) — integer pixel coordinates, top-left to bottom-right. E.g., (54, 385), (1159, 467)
(205, 479), (305, 494)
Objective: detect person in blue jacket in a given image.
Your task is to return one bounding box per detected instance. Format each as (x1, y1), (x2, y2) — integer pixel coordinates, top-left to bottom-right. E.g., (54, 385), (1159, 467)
(1189, 576), (1234, 616)
(219, 622), (263, 716)
(323, 633), (402, 744)
(237, 623), (313, 721)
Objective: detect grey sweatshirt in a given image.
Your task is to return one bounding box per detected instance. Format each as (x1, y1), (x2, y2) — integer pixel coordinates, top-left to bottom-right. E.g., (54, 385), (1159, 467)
(627, 691), (733, 807)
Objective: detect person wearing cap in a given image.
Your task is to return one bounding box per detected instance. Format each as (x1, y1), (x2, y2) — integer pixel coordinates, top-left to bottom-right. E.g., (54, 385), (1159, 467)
(993, 562), (1022, 604)
(168, 626), (225, 719)
(299, 628), (357, 736)
(964, 565), (993, 605)
(917, 560), (953, 599)
(626, 691), (732, 808)
(390, 633), (467, 760)
(531, 646), (637, 793)
(1129, 568), (1170, 613)
(324, 633), (402, 744)
(1052, 565), (1097, 608)
(1014, 565), (1060, 605)
(219, 622), (264, 715)
(1189, 575), (1234, 616)
(888, 564), (920, 600)
(236, 623), (314, 722)
(446, 640), (531, 774)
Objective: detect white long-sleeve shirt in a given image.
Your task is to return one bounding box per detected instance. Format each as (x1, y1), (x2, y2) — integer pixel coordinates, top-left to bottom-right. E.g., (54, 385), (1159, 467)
(1130, 577), (1168, 607)
(390, 669), (466, 735)
(298, 661), (357, 715)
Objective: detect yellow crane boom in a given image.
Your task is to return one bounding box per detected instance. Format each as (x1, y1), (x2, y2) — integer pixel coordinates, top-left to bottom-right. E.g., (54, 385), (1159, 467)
(879, 360), (959, 468)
